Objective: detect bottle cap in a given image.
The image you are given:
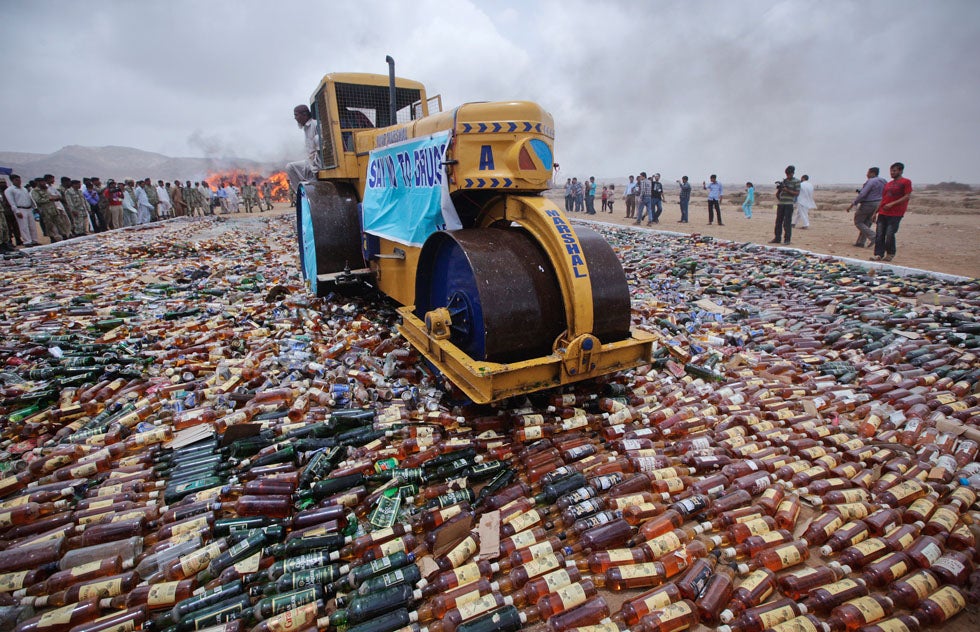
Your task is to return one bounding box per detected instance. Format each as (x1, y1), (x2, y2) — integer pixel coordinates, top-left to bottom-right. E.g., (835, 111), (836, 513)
(413, 588), (423, 601)
(799, 603), (808, 614)
(415, 578), (429, 589)
(820, 545), (833, 556)
(518, 612), (528, 624)
(719, 610), (734, 624)
(736, 563), (750, 574)
(408, 611), (419, 623)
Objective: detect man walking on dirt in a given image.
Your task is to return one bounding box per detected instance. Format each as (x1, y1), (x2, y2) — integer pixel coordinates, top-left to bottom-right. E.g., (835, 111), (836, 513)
(286, 104), (321, 190)
(871, 162), (912, 263)
(770, 166), (799, 245)
(846, 167), (885, 248)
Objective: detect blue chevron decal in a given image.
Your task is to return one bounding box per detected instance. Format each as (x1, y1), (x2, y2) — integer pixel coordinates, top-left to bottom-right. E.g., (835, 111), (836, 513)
(492, 123), (501, 132)
(523, 122), (532, 132)
(503, 178), (512, 187)
(462, 123), (472, 133)
(490, 178), (499, 187)
(465, 178), (474, 187)
(535, 123), (541, 133)
(508, 122), (517, 132)
(477, 123), (487, 133)
(477, 178), (486, 187)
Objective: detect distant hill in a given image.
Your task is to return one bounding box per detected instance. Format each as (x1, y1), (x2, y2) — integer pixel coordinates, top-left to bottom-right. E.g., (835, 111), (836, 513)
(0, 145), (279, 182)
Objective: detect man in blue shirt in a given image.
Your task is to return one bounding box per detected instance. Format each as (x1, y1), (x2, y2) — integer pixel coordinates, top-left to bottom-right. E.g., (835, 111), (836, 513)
(586, 177), (597, 214)
(703, 175), (723, 225)
(676, 176), (691, 223)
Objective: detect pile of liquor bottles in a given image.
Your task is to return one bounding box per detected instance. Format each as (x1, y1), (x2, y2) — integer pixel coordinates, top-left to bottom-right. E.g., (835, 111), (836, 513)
(0, 215), (978, 632)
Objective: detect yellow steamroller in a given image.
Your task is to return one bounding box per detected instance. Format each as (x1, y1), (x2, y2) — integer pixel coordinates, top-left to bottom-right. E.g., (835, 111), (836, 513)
(296, 65), (654, 403)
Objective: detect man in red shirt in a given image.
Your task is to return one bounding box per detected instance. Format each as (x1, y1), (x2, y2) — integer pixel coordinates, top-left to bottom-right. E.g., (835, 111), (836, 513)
(871, 162), (912, 262)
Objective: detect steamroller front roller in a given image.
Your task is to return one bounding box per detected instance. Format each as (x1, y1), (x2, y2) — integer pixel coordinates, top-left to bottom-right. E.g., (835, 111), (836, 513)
(398, 195), (655, 403)
(297, 181), (370, 297)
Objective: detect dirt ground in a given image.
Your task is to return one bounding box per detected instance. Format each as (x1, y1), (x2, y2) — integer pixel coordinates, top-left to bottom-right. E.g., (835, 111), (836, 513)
(546, 185), (980, 279)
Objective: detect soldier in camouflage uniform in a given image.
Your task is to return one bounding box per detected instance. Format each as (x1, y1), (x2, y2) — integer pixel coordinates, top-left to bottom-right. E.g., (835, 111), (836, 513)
(184, 180), (202, 216)
(260, 182), (274, 210)
(142, 179), (160, 221)
(31, 180), (71, 242)
(64, 180), (91, 236)
(242, 182), (258, 213)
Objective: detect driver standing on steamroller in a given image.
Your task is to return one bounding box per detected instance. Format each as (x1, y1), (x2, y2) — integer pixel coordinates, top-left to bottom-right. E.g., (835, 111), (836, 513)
(286, 104), (321, 190)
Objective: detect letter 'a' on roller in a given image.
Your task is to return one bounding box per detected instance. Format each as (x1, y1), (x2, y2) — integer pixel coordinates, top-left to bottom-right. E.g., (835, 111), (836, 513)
(296, 62), (653, 403)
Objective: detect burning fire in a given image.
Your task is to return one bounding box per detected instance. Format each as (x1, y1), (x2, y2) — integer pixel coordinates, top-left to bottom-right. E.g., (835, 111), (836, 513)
(203, 169), (292, 202)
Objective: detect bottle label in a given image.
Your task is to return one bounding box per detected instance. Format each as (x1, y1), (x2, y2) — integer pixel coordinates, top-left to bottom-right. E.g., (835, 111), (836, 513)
(265, 602), (319, 632)
(820, 515), (845, 538)
(769, 616), (818, 632)
(456, 593), (498, 620)
(933, 555), (965, 576)
(606, 548), (636, 563)
(378, 537), (408, 557)
(618, 563), (659, 579)
(887, 480), (922, 502)
(506, 529), (539, 550)
(887, 557), (912, 580)
(743, 518), (773, 536)
(521, 426), (544, 441)
(506, 510), (541, 534)
(170, 515), (210, 537)
(851, 596), (885, 622)
(100, 622), (136, 632)
(446, 536), (478, 568)
(525, 540), (556, 559)
(78, 577), (124, 600)
(905, 570), (940, 599)
(68, 461), (100, 478)
(555, 582), (588, 610)
(0, 570), (29, 591)
(757, 605), (799, 628)
(640, 587), (675, 612)
(283, 551), (332, 574)
(645, 532), (682, 559)
(70, 560), (104, 577)
(38, 604), (76, 627)
(180, 542), (222, 577)
(662, 478), (686, 493)
(737, 569), (771, 592)
(875, 618), (914, 632)
(522, 554), (560, 578)
(453, 563), (482, 587)
(837, 489), (868, 503)
(234, 552), (262, 573)
(853, 538), (887, 555)
(929, 508), (958, 532)
(837, 503), (871, 520)
(542, 569), (573, 592)
(929, 586), (965, 618)
(147, 581), (181, 606)
(822, 579), (859, 595)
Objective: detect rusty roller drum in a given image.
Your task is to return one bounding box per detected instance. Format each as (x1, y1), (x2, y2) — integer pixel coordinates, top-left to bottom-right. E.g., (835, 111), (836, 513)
(296, 181), (366, 296)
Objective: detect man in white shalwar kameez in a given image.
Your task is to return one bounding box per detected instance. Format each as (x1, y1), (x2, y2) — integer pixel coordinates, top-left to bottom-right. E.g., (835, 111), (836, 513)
(794, 175), (816, 229)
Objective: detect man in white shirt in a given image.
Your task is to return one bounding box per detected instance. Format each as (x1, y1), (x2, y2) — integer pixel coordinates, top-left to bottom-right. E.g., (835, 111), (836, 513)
(198, 182), (213, 215)
(286, 104), (321, 191)
(794, 174), (816, 229)
(134, 181), (153, 224)
(122, 180), (139, 227)
(156, 180), (173, 218)
(3, 174), (40, 246)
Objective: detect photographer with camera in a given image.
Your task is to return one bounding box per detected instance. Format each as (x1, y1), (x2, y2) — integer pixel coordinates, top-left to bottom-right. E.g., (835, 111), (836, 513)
(770, 165), (800, 245)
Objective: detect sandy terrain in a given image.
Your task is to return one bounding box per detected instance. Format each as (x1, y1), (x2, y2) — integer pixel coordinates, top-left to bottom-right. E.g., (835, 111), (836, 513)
(546, 184), (980, 279)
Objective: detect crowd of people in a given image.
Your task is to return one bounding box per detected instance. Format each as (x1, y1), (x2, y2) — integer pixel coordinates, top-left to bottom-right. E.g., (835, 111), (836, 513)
(562, 162), (911, 260)
(1, 175), (281, 252)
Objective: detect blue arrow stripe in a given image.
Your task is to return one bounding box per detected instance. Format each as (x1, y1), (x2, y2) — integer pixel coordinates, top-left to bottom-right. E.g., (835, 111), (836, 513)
(462, 123), (471, 133)
(508, 122), (517, 132)
(465, 178), (473, 187)
(503, 178), (512, 187)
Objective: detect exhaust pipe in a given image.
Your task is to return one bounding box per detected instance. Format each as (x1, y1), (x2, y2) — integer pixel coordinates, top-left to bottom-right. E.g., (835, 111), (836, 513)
(385, 55), (396, 126)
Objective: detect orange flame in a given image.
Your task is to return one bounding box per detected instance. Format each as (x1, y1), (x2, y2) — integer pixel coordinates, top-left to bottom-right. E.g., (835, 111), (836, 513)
(202, 169), (292, 202)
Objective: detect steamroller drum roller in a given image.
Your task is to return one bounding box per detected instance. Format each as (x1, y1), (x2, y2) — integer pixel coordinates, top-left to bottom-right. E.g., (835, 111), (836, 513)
(296, 181), (365, 297)
(415, 227), (567, 363)
(574, 226), (633, 343)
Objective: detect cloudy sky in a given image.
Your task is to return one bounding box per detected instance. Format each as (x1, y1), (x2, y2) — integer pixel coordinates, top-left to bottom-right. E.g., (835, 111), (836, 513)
(2, 0), (978, 184)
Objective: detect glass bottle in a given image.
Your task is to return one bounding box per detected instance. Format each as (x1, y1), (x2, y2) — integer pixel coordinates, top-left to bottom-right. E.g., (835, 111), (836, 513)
(801, 578), (869, 613)
(856, 615), (921, 632)
(29, 571), (138, 608)
(719, 597), (804, 632)
(719, 568), (777, 621)
(911, 585), (967, 625)
(776, 562), (850, 600)
(827, 595), (894, 632)
(611, 583), (682, 627)
(821, 521), (870, 556)
(636, 599), (700, 632)
(862, 552), (914, 588)
(544, 595), (609, 631)
(886, 569), (941, 609)
(13, 598), (101, 632)
(736, 540), (809, 573)
(696, 565), (736, 625)
(416, 579), (495, 622)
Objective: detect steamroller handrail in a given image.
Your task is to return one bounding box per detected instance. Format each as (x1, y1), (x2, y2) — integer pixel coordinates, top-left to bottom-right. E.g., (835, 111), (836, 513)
(479, 195), (594, 339)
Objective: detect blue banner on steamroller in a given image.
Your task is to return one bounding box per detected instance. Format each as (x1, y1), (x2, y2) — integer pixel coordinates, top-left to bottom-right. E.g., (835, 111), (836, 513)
(362, 130), (462, 247)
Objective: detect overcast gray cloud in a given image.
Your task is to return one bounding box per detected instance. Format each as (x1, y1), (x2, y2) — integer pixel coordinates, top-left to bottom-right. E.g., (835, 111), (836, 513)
(1, 0), (978, 184)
